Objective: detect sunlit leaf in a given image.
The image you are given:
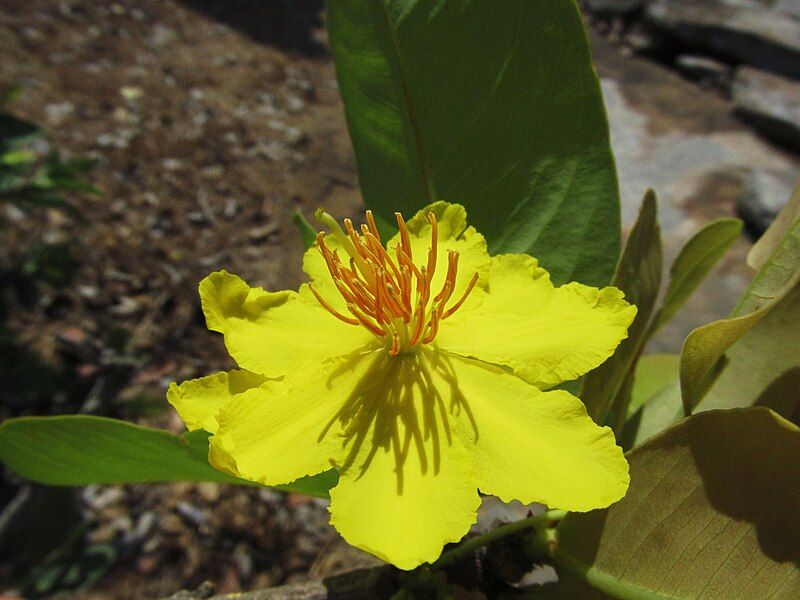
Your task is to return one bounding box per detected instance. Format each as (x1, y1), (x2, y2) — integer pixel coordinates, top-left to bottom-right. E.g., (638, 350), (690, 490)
(0, 416), (337, 498)
(327, 0), (620, 286)
(681, 192), (800, 413)
(696, 284), (800, 424)
(556, 408), (800, 600)
(650, 218), (742, 334)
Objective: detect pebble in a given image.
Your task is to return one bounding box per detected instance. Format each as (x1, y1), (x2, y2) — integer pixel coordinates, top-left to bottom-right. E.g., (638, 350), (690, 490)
(109, 295), (143, 317)
(674, 54), (731, 84)
(83, 485), (126, 510)
(285, 94), (305, 113)
(248, 222), (280, 242)
(177, 501), (209, 527)
(45, 101), (75, 124)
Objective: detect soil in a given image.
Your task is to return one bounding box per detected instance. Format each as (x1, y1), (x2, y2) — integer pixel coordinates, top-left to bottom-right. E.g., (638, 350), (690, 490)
(0, 0), (366, 597)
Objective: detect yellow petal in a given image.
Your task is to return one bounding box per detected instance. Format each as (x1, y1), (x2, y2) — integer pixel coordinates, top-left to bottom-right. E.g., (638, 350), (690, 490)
(328, 352), (480, 570)
(199, 271), (377, 378)
(388, 202), (491, 303)
(436, 352), (629, 512)
(167, 369), (267, 434)
(437, 254), (636, 388)
(209, 348), (388, 486)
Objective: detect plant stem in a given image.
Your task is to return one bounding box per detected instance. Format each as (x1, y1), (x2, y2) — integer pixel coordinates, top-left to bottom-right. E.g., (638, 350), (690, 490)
(431, 509), (566, 570)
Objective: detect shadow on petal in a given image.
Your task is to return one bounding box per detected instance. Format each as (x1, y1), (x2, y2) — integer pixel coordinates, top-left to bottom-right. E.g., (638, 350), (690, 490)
(319, 349), (478, 495)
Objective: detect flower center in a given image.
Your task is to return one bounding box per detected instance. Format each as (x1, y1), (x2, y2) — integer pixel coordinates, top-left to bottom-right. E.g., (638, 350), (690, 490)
(309, 209), (479, 355)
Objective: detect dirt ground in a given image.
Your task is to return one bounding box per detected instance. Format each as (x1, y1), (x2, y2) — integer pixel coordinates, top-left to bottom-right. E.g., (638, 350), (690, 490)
(0, 0), (370, 597)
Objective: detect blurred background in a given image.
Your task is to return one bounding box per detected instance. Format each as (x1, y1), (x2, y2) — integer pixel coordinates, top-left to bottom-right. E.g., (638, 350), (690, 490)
(0, 0), (797, 597)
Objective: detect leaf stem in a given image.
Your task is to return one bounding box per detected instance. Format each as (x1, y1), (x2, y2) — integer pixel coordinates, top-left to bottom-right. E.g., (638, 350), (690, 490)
(431, 509), (566, 570)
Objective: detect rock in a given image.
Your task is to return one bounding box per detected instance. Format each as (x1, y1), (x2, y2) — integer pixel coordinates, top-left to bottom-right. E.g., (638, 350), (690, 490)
(177, 502), (208, 528)
(109, 295), (143, 317)
(732, 66), (800, 151)
(674, 54), (731, 84)
(775, 0), (800, 20)
(645, 0), (800, 80)
(736, 168), (797, 234)
(586, 0), (644, 14)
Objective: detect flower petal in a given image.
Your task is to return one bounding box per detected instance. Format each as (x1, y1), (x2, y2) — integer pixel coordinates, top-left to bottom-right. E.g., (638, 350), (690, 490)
(199, 270), (377, 378)
(209, 349), (388, 486)
(438, 353), (629, 512)
(167, 369), (267, 434)
(437, 254), (636, 388)
(329, 352), (480, 570)
(388, 202), (491, 303)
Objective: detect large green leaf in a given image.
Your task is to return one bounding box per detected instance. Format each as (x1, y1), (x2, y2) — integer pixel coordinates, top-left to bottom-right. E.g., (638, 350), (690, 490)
(650, 218), (742, 335)
(0, 416), (337, 498)
(327, 0), (620, 286)
(555, 408), (800, 599)
(580, 191), (662, 424)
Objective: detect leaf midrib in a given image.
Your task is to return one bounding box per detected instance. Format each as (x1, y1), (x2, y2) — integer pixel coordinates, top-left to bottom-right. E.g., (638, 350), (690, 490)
(377, 0), (435, 204)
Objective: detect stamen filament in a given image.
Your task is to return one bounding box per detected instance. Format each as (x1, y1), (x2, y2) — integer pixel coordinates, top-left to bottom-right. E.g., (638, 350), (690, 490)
(312, 209), (479, 354)
(308, 284), (360, 325)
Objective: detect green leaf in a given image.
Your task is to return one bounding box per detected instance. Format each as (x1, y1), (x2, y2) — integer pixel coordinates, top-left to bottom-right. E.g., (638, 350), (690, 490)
(620, 380), (682, 451)
(580, 191), (662, 424)
(556, 408), (800, 600)
(734, 194), (800, 317)
(695, 283), (800, 423)
(746, 180), (799, 272)
(679, 303), (773, 414)
(0, 416), (337, 498)
(620, 355), (681, 451)
(627, 353), (679, 419)
(293, 209), (317, 250)
(650, 218), (742, 334)
(327, 0), (620, 286)
(680, 193), (800, 413)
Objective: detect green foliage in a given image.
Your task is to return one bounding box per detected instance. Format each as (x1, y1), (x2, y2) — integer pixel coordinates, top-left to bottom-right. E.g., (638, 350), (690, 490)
(0, 86), (97, 216)
(650, 218), (742, 334)
(580, 191), (661, 426)
(681, 184), (800, 414)
(556, 408), (800, 599)
(0, 416), (337, 498)
(293, 208), (318, 250)
(326, 0), (620, 287)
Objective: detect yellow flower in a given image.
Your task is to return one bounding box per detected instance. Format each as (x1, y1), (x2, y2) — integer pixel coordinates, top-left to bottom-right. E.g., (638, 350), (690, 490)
(168, 202), (635, 570)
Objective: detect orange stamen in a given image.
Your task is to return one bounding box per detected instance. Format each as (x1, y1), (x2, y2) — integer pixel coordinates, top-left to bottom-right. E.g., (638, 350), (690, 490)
(308, 284), (360, 325)
(395, 212), (412, 262)
(442, 272), (479, 319)
(366, 210), (382, 244)
(310, 209), (479, 353)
